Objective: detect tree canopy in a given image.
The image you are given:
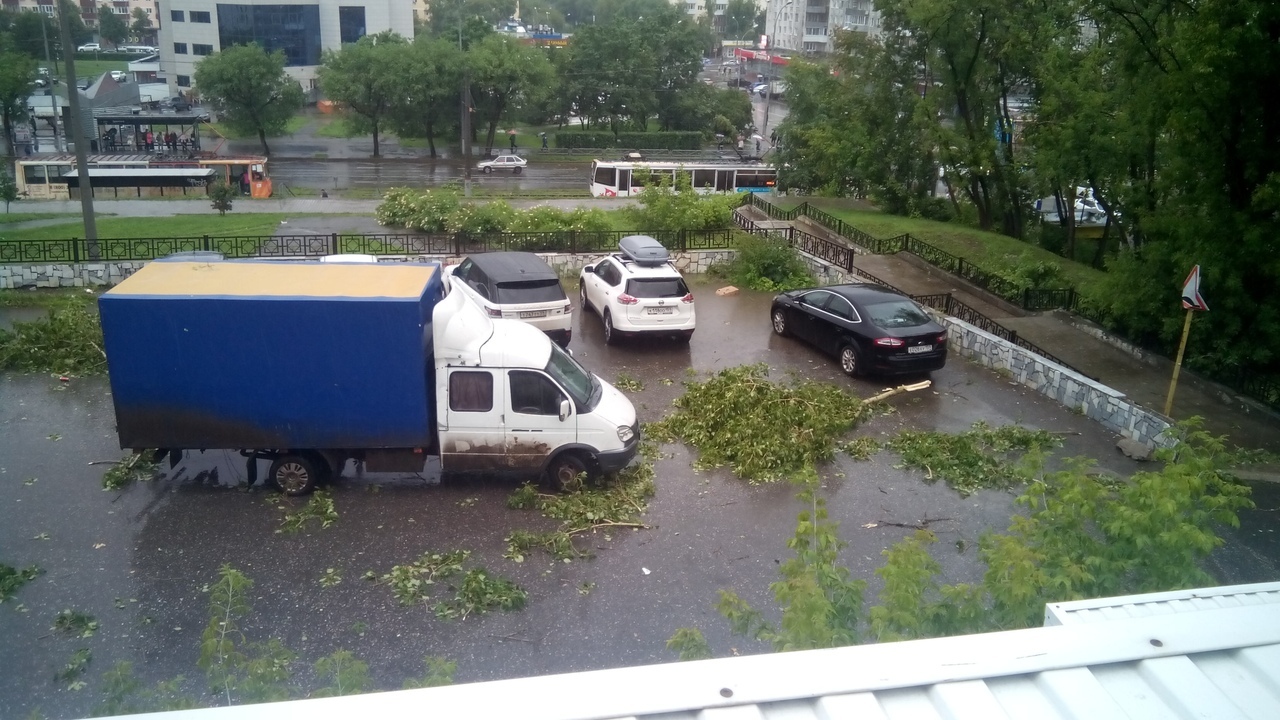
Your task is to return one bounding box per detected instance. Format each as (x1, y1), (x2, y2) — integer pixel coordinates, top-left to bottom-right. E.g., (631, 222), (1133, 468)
(318, 33), (408, 157)
(97, 5), (129, 48)
(193, 44), (306, 156)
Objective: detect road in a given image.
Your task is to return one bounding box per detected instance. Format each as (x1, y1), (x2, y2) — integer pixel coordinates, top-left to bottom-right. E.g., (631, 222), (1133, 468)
(17, 277), (1276, 717)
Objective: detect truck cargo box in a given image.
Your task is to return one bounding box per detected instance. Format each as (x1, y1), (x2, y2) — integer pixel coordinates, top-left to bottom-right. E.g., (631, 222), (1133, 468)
(99, 260), (445, 450)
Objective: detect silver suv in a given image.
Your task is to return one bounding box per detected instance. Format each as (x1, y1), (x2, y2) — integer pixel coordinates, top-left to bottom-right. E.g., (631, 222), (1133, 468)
(579, 236), (695, 344)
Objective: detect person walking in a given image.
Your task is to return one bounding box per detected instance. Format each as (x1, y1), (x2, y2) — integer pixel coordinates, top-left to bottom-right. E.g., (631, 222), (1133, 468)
(540, 132), (548, 150)
(510, 133), (517, 152)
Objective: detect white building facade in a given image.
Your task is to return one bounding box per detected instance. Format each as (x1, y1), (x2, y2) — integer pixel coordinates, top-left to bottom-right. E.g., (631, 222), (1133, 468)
(767, 0), (880, 54)
(156, 0), (413, 97)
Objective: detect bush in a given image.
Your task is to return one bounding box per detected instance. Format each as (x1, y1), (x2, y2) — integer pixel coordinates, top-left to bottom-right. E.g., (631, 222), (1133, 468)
(626, 171), (740, 232)
(553, 131), (703, 150)
(507, 206), (614, 233)
(722, 234), (814, 292)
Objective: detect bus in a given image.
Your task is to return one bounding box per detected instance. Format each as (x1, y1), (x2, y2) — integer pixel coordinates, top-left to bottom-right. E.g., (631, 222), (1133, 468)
(13, 153), (271, 200)
(589, 159), (776, 198)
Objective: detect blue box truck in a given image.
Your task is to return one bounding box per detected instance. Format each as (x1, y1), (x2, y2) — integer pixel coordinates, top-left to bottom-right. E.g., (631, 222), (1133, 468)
(99, 259), (639, 494)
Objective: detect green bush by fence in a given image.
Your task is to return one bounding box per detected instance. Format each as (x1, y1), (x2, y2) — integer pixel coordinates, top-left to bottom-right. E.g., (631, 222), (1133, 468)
(554, 131), (704, 150)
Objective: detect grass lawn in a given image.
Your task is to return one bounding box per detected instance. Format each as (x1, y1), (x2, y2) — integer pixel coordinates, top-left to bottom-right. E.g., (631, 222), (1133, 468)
(71, 59), (128, 78)
(804, 200), (1108, 298)
(0, 213), (84, 224)
(207, 116), (309, 140)
(0, 214), (302, 241)
(314, 116), (362, 139)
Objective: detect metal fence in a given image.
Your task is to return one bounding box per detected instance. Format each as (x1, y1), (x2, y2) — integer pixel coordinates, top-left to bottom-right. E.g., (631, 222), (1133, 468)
(0, 229), (736, 264)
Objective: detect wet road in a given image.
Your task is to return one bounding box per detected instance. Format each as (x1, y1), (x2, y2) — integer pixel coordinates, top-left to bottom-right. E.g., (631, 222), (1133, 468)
(1, 281), (1272, 718)
(270, 158), (591, 193)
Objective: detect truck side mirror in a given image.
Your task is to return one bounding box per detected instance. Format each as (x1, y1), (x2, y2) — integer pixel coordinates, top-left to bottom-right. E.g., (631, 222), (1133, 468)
(558, 398), (571, 422)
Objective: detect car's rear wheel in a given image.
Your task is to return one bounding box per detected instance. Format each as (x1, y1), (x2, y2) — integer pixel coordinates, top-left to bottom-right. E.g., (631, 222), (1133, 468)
(603, 311), (617, 345)
(839, 344), (861, 377)
(772, 308), (789, 336)
(483, 166), (493, 174)
(514, 166), (522, 174)
(579, 283), (590, 314)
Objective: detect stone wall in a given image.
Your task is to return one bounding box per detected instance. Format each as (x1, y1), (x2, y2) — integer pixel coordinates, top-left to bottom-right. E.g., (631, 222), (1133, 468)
(0, 251), (737, 290)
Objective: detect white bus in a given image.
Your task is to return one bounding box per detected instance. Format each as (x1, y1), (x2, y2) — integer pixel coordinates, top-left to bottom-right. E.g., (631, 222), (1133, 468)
(589, 159), (777, 198)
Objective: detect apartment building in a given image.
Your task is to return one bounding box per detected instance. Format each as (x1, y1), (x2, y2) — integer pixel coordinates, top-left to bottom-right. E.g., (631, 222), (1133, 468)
(156, 0), (413, 96)
(767, 0), (879, 53)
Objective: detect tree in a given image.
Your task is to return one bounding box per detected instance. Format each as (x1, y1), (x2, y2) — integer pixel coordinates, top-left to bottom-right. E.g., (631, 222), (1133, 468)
(318, 32), (407, 158)
(387, 37), (463, 158)
(723, 0), (757, 40)
(0, 171), (18, 212)
(208, 181), (236, 215)
(193, 44), (305, 156)
(96, 5), (129, 49)
(129, 7), (152, 43)
(0, 46), (36, 157)
(467, 34), (554, 155)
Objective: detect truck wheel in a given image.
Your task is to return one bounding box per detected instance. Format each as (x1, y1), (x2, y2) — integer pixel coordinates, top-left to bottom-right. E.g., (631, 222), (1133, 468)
(545, 452), (589, 493)
(268, 454), (320, 496)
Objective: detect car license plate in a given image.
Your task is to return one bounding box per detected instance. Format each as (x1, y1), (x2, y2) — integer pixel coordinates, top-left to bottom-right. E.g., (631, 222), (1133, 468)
(647, 307), (675, 315)
(518, 310), (547, 319)
(908, 344), (933, 354)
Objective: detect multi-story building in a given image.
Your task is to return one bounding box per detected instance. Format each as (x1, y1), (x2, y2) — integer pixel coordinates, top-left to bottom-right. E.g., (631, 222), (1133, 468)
(767, 0), (879, 54)
(157, 0), (413, 97)
(1, 0), (157, 29)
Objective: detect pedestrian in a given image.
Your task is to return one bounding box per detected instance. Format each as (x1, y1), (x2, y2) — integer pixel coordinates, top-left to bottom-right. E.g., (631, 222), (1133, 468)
(755, 138), (761, 154)
(145, 129), (154, 152)
(510, 133), (517, 152)
(540, 132), (548, 150)
(736, 134), (744, 152)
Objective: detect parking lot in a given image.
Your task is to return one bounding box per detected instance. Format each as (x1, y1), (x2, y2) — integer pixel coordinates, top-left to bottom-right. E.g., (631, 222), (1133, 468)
(0, 279), (1216, 717)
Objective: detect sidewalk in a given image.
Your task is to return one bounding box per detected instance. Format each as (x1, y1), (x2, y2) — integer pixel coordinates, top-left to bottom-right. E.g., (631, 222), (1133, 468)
(741, 205), (1280, 453)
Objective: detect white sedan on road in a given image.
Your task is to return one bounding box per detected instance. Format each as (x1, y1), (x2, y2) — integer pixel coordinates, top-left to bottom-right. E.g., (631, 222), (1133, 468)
(477, 154), (527, 174)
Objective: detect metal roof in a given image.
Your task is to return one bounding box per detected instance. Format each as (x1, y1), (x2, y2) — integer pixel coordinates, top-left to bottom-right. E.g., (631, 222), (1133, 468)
(118, 582), (1280, 720)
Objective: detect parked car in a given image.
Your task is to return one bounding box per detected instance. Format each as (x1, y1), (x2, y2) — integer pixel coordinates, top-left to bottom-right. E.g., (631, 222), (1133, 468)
(167, 95), (192, 112)
(477, 154), (527, 174)
(109, 70), (126, 82)
(445, 252), (572, 346)
(580, 236), (695, 344)
(77, 43), (101, 52)
(770, 283), (948, 376)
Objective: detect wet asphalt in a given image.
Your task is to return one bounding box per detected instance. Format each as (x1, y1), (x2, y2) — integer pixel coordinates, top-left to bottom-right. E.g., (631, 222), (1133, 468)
(1, 280), (1275, 718)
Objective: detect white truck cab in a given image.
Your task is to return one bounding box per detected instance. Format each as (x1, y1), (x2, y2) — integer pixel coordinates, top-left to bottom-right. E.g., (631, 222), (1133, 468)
(433, 289), (638, 490)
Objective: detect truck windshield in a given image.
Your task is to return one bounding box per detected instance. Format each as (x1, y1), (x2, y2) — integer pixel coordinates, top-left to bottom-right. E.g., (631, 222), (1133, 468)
(545, 343), (600, 411)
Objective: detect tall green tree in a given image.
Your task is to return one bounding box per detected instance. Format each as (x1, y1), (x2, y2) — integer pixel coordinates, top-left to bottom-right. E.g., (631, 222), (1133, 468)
(467, 34), (554, 154)
(193, 44), (306, 156)
(0, 43), (36, 157)
(129, 7), (153, 43)
(428, 0), (514, 40)
(387, 37), (463, 158)
(96, 5), (129, 48)
(318, 32), (407, 157)
(723, 0), (757, 40)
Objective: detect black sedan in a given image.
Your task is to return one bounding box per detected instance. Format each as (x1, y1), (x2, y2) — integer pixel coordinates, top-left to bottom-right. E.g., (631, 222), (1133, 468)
(770, 284), (948, 376)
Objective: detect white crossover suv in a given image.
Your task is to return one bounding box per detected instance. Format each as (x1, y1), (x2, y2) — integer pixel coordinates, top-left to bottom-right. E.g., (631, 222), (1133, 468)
(579, 235), (695, 344)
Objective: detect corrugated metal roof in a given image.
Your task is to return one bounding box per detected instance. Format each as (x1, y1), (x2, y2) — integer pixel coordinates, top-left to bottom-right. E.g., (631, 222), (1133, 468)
(116, 583), (1280, 720)
(1045, 581), (1280, 626)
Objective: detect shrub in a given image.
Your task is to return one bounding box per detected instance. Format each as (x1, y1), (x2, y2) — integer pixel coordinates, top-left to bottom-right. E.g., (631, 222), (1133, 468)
(722, 233), (814, 291)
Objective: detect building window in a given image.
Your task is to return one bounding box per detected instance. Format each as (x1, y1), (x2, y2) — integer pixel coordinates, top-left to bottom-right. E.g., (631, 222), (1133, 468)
(190, 10), (212, 23)
(216, 4), (322, 67)
(174, 42), (188, 54)
(176, 75), (191, 87)
(171, 10), (184, 21)
(338, 6), (366, 44)
(193, 43), (213, 55)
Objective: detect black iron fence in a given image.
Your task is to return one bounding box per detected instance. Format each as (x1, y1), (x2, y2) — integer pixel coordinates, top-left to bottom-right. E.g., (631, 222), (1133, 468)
(0, 229), (736, 264)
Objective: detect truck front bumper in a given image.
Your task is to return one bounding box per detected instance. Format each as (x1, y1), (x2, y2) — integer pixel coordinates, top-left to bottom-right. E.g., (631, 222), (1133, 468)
(597, 423), (641, 474)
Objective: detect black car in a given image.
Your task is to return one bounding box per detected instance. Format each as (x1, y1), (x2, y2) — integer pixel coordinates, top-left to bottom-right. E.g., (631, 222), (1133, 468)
(770, 284), (948, 376)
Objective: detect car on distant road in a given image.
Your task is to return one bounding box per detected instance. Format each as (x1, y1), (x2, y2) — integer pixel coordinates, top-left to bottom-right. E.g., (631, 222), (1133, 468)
(770, 283), (948, 376)
(167, 95), (192, 111)
(77, 42), (101, 52)
(109, 70), (126, 81)
(580, 236), (695, 344)
(445, 252), (572, 346)
(477, 154), (527, 174)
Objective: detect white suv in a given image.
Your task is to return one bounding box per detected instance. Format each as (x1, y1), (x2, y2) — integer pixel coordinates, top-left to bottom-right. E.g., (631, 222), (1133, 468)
(579, 236), (695, 344)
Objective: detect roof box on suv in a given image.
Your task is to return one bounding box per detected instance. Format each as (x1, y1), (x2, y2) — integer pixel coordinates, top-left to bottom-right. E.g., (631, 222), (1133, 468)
(618, 235), (670, 266)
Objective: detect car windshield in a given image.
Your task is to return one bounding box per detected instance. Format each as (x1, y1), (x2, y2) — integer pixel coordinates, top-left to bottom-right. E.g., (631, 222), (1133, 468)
(864, 299), (932, 329)
(626, 277), (689, 298)
(545, 343), (601, 411)
(495, 279), (566, 304)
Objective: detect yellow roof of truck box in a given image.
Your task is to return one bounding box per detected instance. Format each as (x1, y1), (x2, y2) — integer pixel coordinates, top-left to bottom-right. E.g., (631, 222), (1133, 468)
(106, 261), (438, 299)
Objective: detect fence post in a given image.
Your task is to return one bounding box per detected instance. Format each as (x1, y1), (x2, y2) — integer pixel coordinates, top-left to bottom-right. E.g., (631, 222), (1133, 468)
(679, 229), (687, 252)
(569, 230), (577, 254)
(453, 232), (463, 257)
(72, 238), (80, 263)
(1022, 288), (1030, 309)
(202, 234), (211, 253)
(330, 233), (339, 255)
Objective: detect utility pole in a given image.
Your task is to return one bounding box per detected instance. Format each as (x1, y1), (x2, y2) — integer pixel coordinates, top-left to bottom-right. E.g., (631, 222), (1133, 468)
(459, 2), (471, 197)
(41, 14), (62, 152)
(57, 0), (97, 254)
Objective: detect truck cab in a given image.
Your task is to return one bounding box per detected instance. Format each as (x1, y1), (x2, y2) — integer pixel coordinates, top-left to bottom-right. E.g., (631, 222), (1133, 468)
(433, 289), (638, 490)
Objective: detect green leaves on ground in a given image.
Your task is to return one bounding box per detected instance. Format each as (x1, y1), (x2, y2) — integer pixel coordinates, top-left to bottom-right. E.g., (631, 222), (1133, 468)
(101, 451), (158, 491)
(378, 550), (526, 619)
(649, 364), (869, 482)
(672, 420), (1253, 657)
(274, 490), (338, 534)
(0, 307), (105, 375)
(53, 610), (99, 638)
(54, 648), (92, 690)
(0, 563), (42, 602)
(886, 422), (1062, 496)
(401, 656), (457, 689)
(505, 439), (657, 561)
(311, 650), (370, 698)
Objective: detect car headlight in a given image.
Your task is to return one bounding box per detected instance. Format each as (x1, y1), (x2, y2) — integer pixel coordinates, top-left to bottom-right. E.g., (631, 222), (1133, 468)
(617, 425), (635, 443)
